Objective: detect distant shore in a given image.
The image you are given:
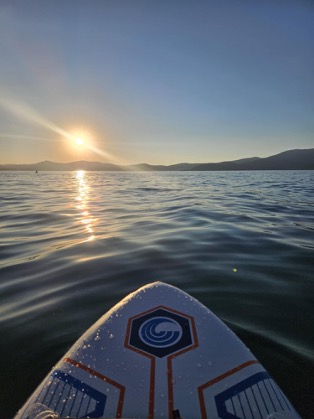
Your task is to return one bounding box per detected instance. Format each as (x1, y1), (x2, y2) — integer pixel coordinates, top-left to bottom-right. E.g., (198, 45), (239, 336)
(1, 148), (313, 171)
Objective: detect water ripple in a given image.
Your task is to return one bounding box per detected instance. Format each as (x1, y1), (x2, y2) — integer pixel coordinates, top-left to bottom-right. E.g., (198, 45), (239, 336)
(0, 170), (313, 417)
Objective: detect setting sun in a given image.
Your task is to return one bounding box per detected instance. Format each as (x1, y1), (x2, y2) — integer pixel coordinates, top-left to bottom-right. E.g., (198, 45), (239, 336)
(68, 129), (92, 151)
(75, 137), (85, 146)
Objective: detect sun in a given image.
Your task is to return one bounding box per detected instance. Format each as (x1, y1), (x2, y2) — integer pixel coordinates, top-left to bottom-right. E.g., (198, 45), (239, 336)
(75, 137), (85, 146)
(64, 128), (97, 158)
(69, 130), (91, 149)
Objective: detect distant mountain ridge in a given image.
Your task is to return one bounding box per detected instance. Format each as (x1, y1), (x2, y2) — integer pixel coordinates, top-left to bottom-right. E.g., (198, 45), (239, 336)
(1, 148), (313, 171)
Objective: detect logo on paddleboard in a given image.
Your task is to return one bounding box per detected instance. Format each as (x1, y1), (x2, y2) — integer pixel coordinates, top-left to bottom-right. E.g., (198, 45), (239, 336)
(127, 307), (195, 358)
(139, 316), (183, 348)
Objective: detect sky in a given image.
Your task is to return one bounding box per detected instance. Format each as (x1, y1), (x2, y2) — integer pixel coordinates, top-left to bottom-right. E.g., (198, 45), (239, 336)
(0, 0), (313, 165)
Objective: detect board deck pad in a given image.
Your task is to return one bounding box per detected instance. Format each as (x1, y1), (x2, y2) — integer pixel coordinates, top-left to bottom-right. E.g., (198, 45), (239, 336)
(15, 282), (300, 418)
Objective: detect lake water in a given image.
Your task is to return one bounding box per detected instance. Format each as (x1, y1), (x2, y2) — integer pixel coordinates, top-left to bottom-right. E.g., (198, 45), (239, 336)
(0, 170), (313, 418)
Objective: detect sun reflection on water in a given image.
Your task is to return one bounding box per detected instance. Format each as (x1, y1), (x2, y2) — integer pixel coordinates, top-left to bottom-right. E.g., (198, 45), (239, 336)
(75, 170), (96, 242)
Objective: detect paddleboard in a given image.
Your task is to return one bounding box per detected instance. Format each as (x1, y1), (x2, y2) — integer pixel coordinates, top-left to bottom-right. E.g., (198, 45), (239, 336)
(15, 282), (300, 418)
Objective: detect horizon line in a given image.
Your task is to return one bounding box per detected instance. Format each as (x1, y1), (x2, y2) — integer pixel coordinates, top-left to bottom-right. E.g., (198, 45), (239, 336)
(0, 146), (313, 167)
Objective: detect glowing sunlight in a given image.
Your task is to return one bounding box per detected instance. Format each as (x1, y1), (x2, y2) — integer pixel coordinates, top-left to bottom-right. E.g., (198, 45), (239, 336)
(0, 92), (123, 165)
(75, 170), (96, 242)
(75, 137), (85, 146)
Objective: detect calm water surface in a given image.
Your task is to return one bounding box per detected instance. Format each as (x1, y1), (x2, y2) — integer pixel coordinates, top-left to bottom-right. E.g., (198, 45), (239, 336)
(0, 171), (313, 417)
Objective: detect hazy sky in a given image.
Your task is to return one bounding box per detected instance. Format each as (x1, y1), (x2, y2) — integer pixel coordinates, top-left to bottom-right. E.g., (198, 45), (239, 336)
(0, 0), (313, 165)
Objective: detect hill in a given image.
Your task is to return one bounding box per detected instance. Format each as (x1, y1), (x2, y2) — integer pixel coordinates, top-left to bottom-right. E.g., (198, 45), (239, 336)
(191, 148), (314, 171)
(0, 148), (313, 171)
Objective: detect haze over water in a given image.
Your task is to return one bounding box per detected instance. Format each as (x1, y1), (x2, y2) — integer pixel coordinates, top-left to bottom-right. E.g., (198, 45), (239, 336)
(0, 170), (313, 417)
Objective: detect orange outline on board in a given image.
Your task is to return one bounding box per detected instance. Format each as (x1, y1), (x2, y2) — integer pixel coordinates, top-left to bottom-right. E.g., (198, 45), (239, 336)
(125, 311), (157, 418)
(64, 357), (125, 418)
(198, 359), (260, 419)
(125, 305), (198, 419)
(167, 311), (199, 418)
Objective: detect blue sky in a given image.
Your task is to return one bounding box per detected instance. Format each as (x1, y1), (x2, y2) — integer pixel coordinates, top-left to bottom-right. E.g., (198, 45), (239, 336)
(0, 0), (313, 165)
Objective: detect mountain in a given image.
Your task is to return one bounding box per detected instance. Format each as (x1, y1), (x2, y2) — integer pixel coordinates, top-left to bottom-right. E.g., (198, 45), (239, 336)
(0, 148), (313, 171)
(242, 148), (314, 170)
(190, 148), (314, 171)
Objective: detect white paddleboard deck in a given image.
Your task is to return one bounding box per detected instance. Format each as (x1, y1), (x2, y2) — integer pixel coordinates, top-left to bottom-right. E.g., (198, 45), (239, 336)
(15, 282), (300, 418)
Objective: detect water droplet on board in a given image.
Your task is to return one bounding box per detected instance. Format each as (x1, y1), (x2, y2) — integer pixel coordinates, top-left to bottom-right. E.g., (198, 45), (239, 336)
(94, 335), (101, 341)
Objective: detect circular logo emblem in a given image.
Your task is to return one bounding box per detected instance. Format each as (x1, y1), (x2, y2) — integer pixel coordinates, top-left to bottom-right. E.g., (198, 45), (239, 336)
(139, 316), (183, 348)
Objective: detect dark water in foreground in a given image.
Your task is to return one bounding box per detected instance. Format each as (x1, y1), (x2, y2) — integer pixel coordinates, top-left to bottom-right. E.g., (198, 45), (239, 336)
(0, 170), (313, 418)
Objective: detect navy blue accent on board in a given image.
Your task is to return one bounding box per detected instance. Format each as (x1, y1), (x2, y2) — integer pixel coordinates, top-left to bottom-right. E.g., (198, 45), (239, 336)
(129, 308), (193, 357)
(215, 372), (291, 419)
(37, 370), (106, 418)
